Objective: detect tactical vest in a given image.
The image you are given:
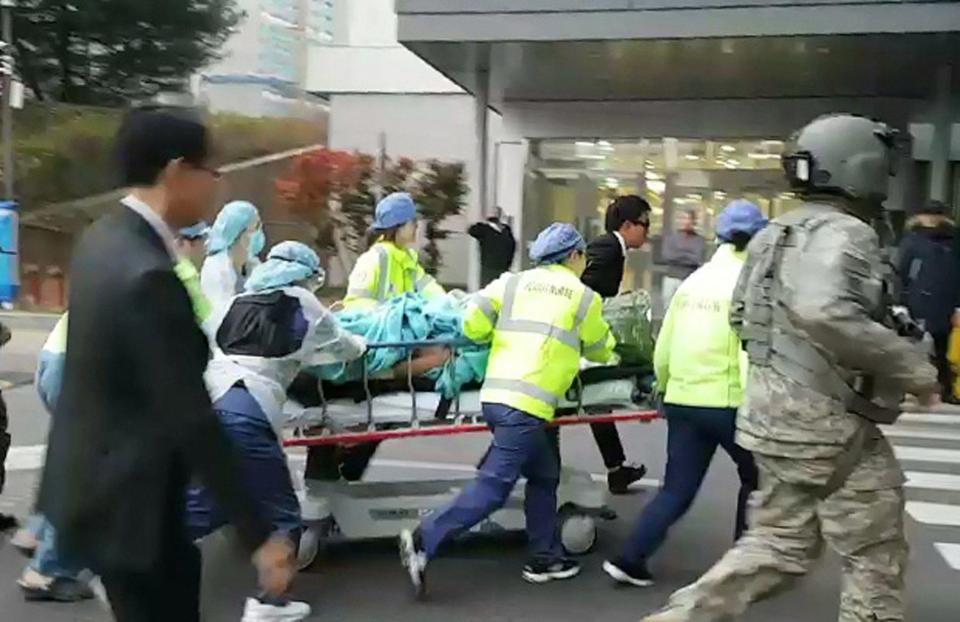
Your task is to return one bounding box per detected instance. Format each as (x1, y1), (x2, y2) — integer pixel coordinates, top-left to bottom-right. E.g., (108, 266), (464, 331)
(731, 205), (900, 424)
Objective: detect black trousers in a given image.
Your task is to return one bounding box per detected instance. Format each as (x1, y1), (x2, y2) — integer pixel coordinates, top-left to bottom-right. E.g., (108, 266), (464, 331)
(546, 422), (626, 470)
(0, 389), (9, 494)
(589, 422), (626, 469)
(933, 332), (953, 399)
(99, 485), (201, 622)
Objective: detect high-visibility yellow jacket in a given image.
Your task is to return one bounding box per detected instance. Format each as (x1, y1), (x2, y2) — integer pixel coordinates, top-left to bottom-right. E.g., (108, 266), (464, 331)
(174, 257), (213, 325)
(343, 241), (445, 310)
(464, 264), (617, 420)
(654, 243), (749, 409)
(36, 258), (212, 413)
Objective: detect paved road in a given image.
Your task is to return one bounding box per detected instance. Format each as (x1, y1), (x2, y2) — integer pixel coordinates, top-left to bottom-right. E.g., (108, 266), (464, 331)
(1, 323), (959, 621)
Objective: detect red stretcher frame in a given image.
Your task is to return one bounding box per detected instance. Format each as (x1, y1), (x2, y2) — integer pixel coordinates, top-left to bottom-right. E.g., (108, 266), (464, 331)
(282, 410), (660, 447)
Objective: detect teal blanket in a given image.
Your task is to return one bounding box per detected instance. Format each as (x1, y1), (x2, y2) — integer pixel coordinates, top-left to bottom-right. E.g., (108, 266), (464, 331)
(313, 293), (489, 398)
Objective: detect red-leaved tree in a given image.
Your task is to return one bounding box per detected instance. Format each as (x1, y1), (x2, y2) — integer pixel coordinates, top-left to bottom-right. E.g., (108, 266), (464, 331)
(277, 148), (466, 280)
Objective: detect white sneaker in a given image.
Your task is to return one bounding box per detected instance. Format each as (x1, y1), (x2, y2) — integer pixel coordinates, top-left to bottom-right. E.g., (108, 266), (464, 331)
(241, 597), (311, 622)
(398, 529), (427, 600)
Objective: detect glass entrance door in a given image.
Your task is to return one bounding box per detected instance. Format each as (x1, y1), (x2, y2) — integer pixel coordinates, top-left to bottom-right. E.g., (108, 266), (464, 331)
(524, 137), (801, 295)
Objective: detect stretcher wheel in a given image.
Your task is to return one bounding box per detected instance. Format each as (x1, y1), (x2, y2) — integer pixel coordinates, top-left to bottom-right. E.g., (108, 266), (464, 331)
(559, 509), (597, 556)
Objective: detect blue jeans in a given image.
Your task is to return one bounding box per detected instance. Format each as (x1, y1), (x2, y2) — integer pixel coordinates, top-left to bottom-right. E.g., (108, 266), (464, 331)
(25, 514), (85, 579)
(621, 404), (758, 563)
(185, 387), (301, 542)
(419, 403), (562, 563)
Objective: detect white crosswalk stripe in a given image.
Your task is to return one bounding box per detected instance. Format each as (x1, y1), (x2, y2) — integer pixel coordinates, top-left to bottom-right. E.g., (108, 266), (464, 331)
(886, 409), (960, 573)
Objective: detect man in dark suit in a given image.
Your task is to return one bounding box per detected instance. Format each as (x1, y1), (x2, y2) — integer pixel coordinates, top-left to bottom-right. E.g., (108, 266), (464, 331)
(36, 108), (294, 622)
(469, 207), (517, 286)
(581, 195), (652, 494)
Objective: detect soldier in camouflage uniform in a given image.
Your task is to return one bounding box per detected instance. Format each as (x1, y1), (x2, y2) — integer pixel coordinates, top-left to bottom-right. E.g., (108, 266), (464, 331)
(642, 114), (941, 622)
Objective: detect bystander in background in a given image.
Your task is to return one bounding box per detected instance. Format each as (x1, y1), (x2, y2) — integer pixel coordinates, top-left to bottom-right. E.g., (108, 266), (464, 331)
(898, 200), (960, 403)
(659, 208), (706, 310)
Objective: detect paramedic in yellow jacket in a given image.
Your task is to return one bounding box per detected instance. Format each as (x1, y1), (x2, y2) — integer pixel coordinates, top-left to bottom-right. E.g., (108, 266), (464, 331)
(399, 222), (617, 599)
(344, 192), (444, 309)
(602, 200), (767, 589)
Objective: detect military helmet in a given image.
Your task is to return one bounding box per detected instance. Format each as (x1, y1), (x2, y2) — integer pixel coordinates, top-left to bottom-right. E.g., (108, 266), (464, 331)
(782, 114), (899, 213)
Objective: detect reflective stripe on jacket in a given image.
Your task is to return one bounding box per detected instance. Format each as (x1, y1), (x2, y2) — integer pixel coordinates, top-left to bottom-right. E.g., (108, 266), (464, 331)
(343, 241), (444, 309)
(464, 264), (616, 420)
(654, 244), (748, 408)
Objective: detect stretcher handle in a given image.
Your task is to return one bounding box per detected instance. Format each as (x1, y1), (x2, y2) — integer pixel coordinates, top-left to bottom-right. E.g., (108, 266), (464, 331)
(407, 348), (419, 429)
(364, 338), (473, 350)
(284, 410), (660, 447)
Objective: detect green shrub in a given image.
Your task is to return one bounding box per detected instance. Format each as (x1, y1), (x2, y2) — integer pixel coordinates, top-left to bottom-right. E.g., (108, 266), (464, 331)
(2, 104), (326, 211)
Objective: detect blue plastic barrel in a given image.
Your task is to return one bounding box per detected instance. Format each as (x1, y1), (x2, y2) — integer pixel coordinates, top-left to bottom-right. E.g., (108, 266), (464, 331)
(0, 200), (19, 303)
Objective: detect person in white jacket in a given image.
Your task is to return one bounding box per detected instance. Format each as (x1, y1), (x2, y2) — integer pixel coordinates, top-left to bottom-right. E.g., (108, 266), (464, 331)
(201, 200), (265, 312)
(188, 241), (365, 622)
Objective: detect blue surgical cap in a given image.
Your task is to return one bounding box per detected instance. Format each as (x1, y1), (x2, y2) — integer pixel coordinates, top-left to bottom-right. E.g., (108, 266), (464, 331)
(529, 222), (587, 265)
(716, 199), (768, 242)
(178, 221), (210, 240)
(244, 241), (325, 293)
(372, 192), (417, 230)
(206, 200), (260, 255)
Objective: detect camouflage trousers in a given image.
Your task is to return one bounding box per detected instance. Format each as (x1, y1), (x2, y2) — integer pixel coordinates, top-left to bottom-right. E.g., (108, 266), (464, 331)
(645, 437), (907, 622)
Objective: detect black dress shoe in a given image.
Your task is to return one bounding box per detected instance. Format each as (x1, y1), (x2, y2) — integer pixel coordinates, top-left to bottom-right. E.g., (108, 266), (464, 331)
(608, 463), (648, 495)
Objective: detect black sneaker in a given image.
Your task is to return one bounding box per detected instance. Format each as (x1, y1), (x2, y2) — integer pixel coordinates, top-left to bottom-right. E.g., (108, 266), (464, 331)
(0, 513), (18, 533)
(20, 577), (95, 602)
(603, 558), (655, 587)
(608, 463), (648, 495)
(398, 529), (427, 600)
(522, 558), (581, 584)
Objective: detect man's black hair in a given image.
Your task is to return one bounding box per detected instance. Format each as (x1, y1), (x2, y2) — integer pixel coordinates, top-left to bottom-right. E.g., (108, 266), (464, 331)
(605, 195), (651, 234)
(920, 200), (950, 217)
(728, 230), (753, 252)
(114, 106), (209, 187)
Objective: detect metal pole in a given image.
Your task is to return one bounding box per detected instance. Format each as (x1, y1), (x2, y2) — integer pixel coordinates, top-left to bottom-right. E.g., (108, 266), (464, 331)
(297, 0), (309, 116)
(376, 131), (386, 203)
(1, 2), (13, 200)
(929, 63), (953, 204)
(475, 69), (490, 218)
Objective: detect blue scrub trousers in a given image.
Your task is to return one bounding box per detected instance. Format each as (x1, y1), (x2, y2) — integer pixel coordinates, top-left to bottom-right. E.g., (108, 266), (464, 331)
(25, 514), (85, 579)
(419, 403), (563, 563)
(621, 404), (758, 563)
(26, 355), (85, 581)
(186, 387), (301, 542)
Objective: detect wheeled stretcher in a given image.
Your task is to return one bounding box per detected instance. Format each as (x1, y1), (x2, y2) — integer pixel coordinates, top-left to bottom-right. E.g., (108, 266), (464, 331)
(282, 340), (658, 570)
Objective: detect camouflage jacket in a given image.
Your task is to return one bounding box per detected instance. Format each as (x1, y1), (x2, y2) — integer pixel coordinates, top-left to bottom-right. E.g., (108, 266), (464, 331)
(734, 202), (937, 458)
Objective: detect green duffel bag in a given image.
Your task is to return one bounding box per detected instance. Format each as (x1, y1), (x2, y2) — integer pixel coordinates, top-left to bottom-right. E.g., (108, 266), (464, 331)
(602, 290), (655, 366)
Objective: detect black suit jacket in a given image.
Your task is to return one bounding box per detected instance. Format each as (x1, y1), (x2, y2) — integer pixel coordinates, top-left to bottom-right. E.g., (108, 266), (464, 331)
(38, 205), (269, 572)
(581, 233), (625, 299)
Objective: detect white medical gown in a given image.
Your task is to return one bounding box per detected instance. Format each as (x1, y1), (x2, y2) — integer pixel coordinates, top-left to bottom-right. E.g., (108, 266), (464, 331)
(205, 286), (366, 436)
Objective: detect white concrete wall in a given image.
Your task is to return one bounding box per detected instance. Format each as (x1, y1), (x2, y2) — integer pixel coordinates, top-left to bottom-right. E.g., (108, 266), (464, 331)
(329, 93), (502, 288)
(344, 0), (400, 45)
(306, 46), (461, 94)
